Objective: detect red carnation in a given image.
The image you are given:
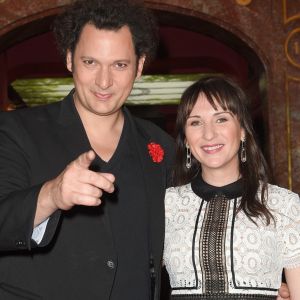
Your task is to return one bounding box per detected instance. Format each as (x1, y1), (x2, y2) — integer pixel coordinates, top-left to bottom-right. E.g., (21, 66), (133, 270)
(148, 142), (164, 163)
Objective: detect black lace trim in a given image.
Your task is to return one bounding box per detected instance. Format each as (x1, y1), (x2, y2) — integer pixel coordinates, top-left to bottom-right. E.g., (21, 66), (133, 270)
(200, 194), (230, 293)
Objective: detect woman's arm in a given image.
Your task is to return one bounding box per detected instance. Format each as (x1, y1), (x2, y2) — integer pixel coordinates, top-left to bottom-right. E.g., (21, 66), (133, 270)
(277, 282), (290, 300)
(285, 267), (300, 300)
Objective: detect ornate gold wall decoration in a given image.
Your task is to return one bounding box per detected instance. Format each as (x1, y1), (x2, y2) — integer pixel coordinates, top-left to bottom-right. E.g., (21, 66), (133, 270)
(235, 0), (252, 6)
(283, 0), (300, 24)
(284, 74), (293, 189)
(284, 74), (300, 190)
(285, 28), (300, 68)
(283, 0), (300, 190)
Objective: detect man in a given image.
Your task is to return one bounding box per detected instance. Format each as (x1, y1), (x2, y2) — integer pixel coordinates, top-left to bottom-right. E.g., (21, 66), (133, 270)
(0, 0), (174, 299)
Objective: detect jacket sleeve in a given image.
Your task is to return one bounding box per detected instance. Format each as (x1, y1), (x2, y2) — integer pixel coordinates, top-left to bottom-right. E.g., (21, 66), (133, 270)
(0, 112), (60, 251)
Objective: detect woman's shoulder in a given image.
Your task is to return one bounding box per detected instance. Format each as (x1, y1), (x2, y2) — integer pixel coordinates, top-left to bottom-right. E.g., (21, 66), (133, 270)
(166, 183), (192, 195)
(263, 182), (300, 211)
(265, 182), (298, 197)
(165, 183), (201, 218)
(165, 184), (194, 204)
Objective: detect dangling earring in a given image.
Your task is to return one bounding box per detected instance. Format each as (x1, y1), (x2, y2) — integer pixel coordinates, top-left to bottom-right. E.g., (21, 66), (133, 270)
(241, 138), (247, 163)
(186, 144), (192, 169)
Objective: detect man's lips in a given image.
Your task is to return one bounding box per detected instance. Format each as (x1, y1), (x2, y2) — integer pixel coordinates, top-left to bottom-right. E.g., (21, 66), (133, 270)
(93, 91), (112, 100)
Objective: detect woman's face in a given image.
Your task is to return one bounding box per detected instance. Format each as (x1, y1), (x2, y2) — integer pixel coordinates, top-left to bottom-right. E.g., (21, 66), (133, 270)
(185, 93), (245, 182)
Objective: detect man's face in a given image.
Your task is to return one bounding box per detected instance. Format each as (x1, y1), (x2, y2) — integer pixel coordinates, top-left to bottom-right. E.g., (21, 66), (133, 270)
(67, 24), (145, 117)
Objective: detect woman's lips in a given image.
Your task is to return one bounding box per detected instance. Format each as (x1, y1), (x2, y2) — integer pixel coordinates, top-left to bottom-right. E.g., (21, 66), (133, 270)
(202, 144), (224, 153)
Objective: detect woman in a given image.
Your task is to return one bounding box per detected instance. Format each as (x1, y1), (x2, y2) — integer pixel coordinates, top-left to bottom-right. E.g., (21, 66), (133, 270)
(164, 76), (300, 299)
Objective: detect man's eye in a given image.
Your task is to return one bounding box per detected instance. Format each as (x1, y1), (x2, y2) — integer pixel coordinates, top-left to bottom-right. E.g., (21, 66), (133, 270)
(115, 62), (127, 69)
(84, 59), (94, 65)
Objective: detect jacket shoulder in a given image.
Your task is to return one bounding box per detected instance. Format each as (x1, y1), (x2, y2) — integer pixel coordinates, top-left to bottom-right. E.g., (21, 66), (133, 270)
(0, 101), (62, 123)
(132, 115), (174, 145)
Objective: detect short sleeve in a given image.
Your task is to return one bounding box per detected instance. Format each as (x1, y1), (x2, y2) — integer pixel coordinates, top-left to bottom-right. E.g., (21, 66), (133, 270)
(282, 191), (300, 269)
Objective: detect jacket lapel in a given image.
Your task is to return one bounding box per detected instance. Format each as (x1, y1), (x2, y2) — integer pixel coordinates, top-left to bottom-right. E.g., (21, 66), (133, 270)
(56, 90), (91, 161)
(124, 107), (165, 299)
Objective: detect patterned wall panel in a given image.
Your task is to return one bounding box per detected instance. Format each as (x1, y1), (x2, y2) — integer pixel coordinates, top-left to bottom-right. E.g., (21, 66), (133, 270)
(283, 0), (300, 192)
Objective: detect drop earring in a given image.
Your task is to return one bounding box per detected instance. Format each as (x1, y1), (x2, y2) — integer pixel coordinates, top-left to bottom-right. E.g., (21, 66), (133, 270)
(186, 144), (192, 169)
(241, 138), (247, 163)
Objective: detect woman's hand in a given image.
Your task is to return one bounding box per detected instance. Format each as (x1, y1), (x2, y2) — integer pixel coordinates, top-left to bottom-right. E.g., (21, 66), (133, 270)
(277, 282), (290, 300)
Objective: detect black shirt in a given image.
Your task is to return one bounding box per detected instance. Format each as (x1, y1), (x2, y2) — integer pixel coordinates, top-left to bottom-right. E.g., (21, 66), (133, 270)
(95, 110), (150, 299)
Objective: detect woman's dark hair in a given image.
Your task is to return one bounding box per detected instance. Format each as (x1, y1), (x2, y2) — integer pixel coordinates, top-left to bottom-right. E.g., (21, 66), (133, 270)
(173, 75), (273, 224)
(53, 0), (158, 66)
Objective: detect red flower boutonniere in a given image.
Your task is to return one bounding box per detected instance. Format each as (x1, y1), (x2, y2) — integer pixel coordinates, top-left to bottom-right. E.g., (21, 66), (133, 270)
(148, 142), (164, 163)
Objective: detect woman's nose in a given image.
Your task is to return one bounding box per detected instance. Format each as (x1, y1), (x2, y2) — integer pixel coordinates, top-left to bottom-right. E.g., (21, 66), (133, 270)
(202, 123), (216, 140)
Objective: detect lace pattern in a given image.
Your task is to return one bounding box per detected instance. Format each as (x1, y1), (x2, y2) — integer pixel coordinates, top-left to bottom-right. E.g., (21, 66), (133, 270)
(164, 182), (300, 296)
(171, 293), (276, 299)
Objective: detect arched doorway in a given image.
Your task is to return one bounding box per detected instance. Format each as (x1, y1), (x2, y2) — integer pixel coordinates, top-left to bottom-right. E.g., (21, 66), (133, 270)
(0, 1), (299, 191)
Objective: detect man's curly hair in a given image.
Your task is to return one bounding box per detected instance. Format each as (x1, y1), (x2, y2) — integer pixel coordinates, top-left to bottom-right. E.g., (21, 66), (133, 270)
(53, 0), (158, 65)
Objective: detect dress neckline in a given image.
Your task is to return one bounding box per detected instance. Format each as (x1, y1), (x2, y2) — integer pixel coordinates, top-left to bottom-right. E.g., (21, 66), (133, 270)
(191, 174), (243, 201)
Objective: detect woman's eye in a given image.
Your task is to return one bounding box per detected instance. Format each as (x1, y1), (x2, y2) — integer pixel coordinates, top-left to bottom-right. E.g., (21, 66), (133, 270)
(216, 117), (228, 123)
(189, 120), (202, 126)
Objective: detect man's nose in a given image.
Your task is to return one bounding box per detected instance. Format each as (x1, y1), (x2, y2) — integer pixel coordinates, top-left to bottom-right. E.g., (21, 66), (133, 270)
(95, 67), (113, 89)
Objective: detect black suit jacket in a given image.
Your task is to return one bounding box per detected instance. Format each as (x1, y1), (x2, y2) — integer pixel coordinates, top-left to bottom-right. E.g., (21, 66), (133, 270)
(0, 92), (174, 300)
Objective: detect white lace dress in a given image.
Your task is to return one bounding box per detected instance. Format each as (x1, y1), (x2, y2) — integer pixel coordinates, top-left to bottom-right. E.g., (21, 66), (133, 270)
(164, 178), (300, 300)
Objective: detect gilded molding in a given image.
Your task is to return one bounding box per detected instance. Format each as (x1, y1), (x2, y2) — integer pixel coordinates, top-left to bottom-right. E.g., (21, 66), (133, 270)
(284, 74), (300, 190)
(285, 27), (300, 68)
(283, 0), (300, 24)
(283, 1), (300, 189)
(235, 0), (252, 6)
(284, 74), (292, 189)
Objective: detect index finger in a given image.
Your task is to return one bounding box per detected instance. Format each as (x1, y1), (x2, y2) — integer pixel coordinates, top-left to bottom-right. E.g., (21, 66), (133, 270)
(74, 150), (95, 169)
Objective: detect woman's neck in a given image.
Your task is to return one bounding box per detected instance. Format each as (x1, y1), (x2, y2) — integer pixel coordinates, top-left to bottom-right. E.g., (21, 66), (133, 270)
(201, 169), (241, 187)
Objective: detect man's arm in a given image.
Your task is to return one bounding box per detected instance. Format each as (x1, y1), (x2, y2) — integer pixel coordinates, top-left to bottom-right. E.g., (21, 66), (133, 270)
(0, 112), (114, 250)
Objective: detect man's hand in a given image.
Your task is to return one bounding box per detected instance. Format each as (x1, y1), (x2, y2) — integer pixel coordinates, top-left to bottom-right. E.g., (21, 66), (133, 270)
(277, 282), (290, 300)
(35, 150), (115, 225)
(48, 150), (115, 210)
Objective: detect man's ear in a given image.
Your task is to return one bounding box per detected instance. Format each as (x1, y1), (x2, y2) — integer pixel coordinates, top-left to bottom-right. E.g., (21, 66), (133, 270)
(66, 50), (73, 73)
(136, 55), (146, 79)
